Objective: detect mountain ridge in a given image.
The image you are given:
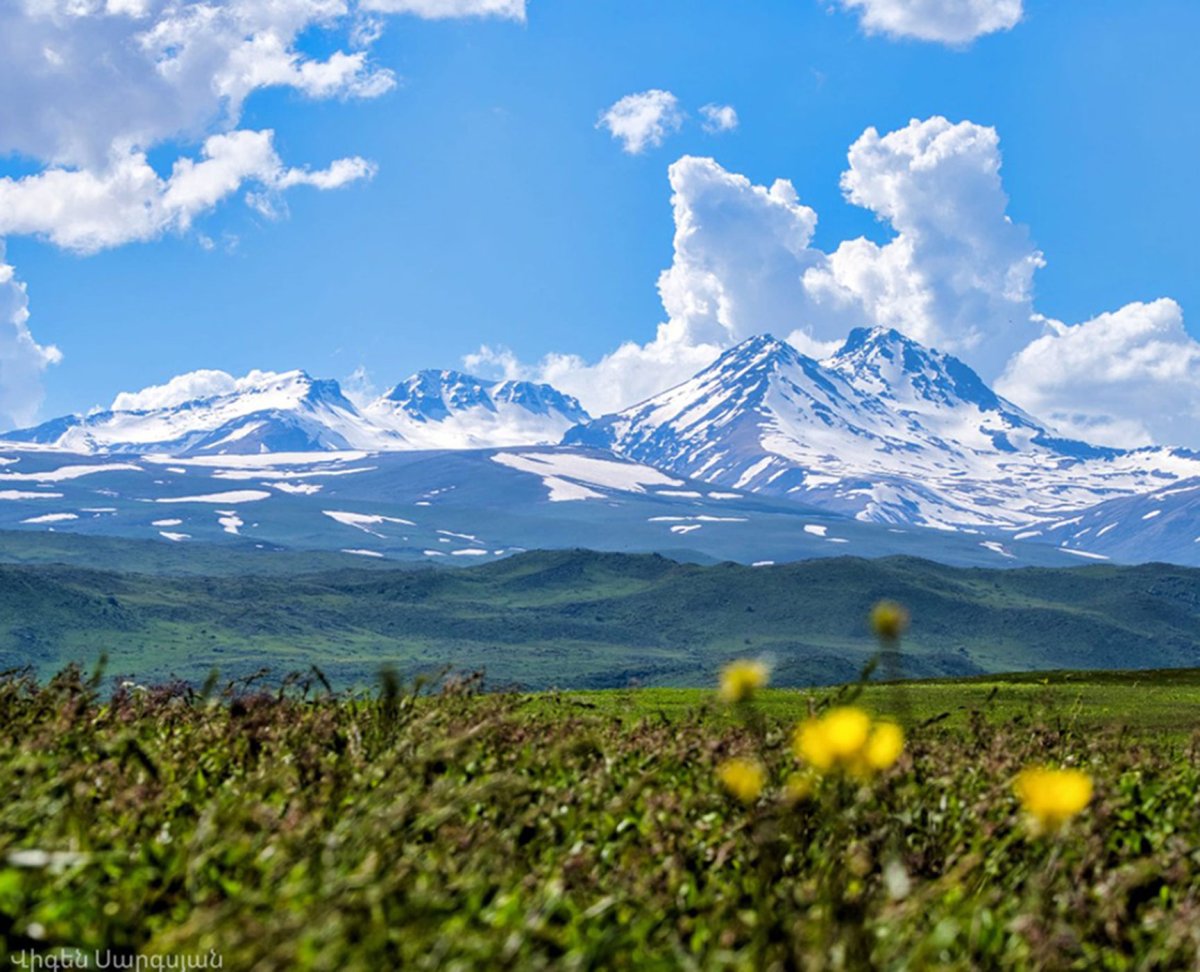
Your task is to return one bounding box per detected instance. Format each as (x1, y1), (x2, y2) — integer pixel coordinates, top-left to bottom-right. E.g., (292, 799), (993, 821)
(565, 328), (1200, 532)
(5, 327), (1200, 564)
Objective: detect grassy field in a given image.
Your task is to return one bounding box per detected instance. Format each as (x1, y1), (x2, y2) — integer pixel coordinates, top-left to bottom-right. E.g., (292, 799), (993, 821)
(539, 668), (1200, 738)
(2, 664), (1199, 969)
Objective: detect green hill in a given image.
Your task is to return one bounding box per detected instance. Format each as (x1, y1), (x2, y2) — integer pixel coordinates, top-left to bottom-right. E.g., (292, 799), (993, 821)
(2, 538), (1200, 688)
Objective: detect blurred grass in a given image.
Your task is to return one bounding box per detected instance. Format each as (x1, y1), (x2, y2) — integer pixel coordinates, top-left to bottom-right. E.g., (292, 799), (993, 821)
(3, 665), (1200, 968)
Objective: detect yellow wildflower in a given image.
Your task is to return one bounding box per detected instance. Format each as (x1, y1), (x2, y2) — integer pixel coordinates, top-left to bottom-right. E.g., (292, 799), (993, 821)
(870, 601), (910, 640)
(718, 659), (769, 703)
(794, 706), (871, 771)
(717, 758), (765, 805)
(863, 721), (905, 772)
(1014, 766), (1093, 832)
(793, 707), (904, 778)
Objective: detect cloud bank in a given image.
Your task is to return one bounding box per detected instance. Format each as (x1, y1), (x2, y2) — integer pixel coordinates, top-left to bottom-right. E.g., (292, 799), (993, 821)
(997, 300), (1200, 449)
(837, 0), (1024, 45)
(472, 115), (1200, 449)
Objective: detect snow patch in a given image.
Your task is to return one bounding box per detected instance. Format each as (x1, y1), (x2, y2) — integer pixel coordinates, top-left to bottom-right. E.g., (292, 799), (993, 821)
(155, 490), (271, 504)
(217, 511), (243, 535)
(323, 510), (416, 537)
(21, 513), (78, 524)
(1060, 548), (1110, 561)
(0, 463), (141, 482)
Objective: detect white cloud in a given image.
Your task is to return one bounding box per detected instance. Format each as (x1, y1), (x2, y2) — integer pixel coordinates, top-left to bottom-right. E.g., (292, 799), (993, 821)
(110, 367), (297, 411)
(838, 0), (1023, 45)
(360, 0), (525, 18)
(341, 364), (379, 407)
(597, 90), (685, 155)
(699, 103), (738, 134)
(473, 117), (1049, 417)
(996, 300), (1200, 449)
(0, 0), (525, 425)
(0, 129), (375, 254)
(0, 250), (62, 430)
(656, 155), (847, 357)
(110, 369), (240, 412)
(0, 0), (396, 169)
(804, 116), (1044, 368)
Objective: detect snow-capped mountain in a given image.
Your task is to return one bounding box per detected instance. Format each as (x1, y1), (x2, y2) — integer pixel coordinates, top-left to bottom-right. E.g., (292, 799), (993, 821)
(0, 443), (1101, 568)
(565, 328), (1200, 532)
(5, 330), (1200, 564)
(4, 370), (400, 456)
(1031, 478), (1200, 565)
(4, 369), (590, 456)
(365, 371), (590, 449)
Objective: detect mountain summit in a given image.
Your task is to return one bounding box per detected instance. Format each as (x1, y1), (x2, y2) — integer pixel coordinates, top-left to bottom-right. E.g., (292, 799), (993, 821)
(365, 370), (589, 449)
(4, 370), (395, 455)
(6, 368), (590, 456)
(565, 329), (1199, 530)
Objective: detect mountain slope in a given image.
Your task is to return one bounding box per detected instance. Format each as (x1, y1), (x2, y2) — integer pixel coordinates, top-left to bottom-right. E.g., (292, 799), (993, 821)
(365, 370), (590, 448)
(4, 370), (402, 455)
(5, 369), (591, 456)
(567, 329), (1200, 534)
(1030, 478), (1200, 565)
(0, 445), (1093, 568)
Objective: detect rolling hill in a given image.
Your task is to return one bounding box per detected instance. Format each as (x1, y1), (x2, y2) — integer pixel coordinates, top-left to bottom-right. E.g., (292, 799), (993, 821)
(3, 540), (1199, 690)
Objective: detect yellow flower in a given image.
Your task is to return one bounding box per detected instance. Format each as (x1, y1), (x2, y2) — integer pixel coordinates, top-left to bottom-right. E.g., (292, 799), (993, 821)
(794, 706), (869, 770)
(793, 707), (904, 778)
(717, 758), (765, 805)
(718, 659), (769, 703)
(863, 721), (905, 772)
(1014, 766), (1093, 832)
(870, 601), (910, 640)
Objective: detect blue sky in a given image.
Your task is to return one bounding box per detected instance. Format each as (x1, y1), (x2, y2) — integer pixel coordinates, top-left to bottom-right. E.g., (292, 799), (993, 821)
(1, 0), (1198, 447)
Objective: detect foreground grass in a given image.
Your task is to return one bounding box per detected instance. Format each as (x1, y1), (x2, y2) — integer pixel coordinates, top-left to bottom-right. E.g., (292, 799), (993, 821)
(2, 668), (1200, 969)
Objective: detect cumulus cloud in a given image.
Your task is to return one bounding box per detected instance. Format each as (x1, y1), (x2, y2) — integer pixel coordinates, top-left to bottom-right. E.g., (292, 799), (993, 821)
(0, 0), (396, 169)
(495, 115), (1047, 415)
(0, 0), (522, 423)
(0, 130), (375, 254)
(699, 103), (739, 134)
(805, 116), (1044, 367)
(996, 300), (1200, 449)
(479, 112), (1194, 449)
(0, 251), (62, 430)
(597, 90), (685, 155)
(656, 155), (851, 359)
(838, 0), (1023, 45)
(465, 337), (721, 417)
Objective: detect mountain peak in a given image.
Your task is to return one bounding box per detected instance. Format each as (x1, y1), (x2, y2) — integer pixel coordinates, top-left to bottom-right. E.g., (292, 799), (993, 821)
(367, 369), (589, 448)
(828, 325), (1007, 416)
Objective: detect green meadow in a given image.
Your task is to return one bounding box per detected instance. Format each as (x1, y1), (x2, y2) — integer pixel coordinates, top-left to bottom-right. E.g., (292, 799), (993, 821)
(2, 664), (1200, 969)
